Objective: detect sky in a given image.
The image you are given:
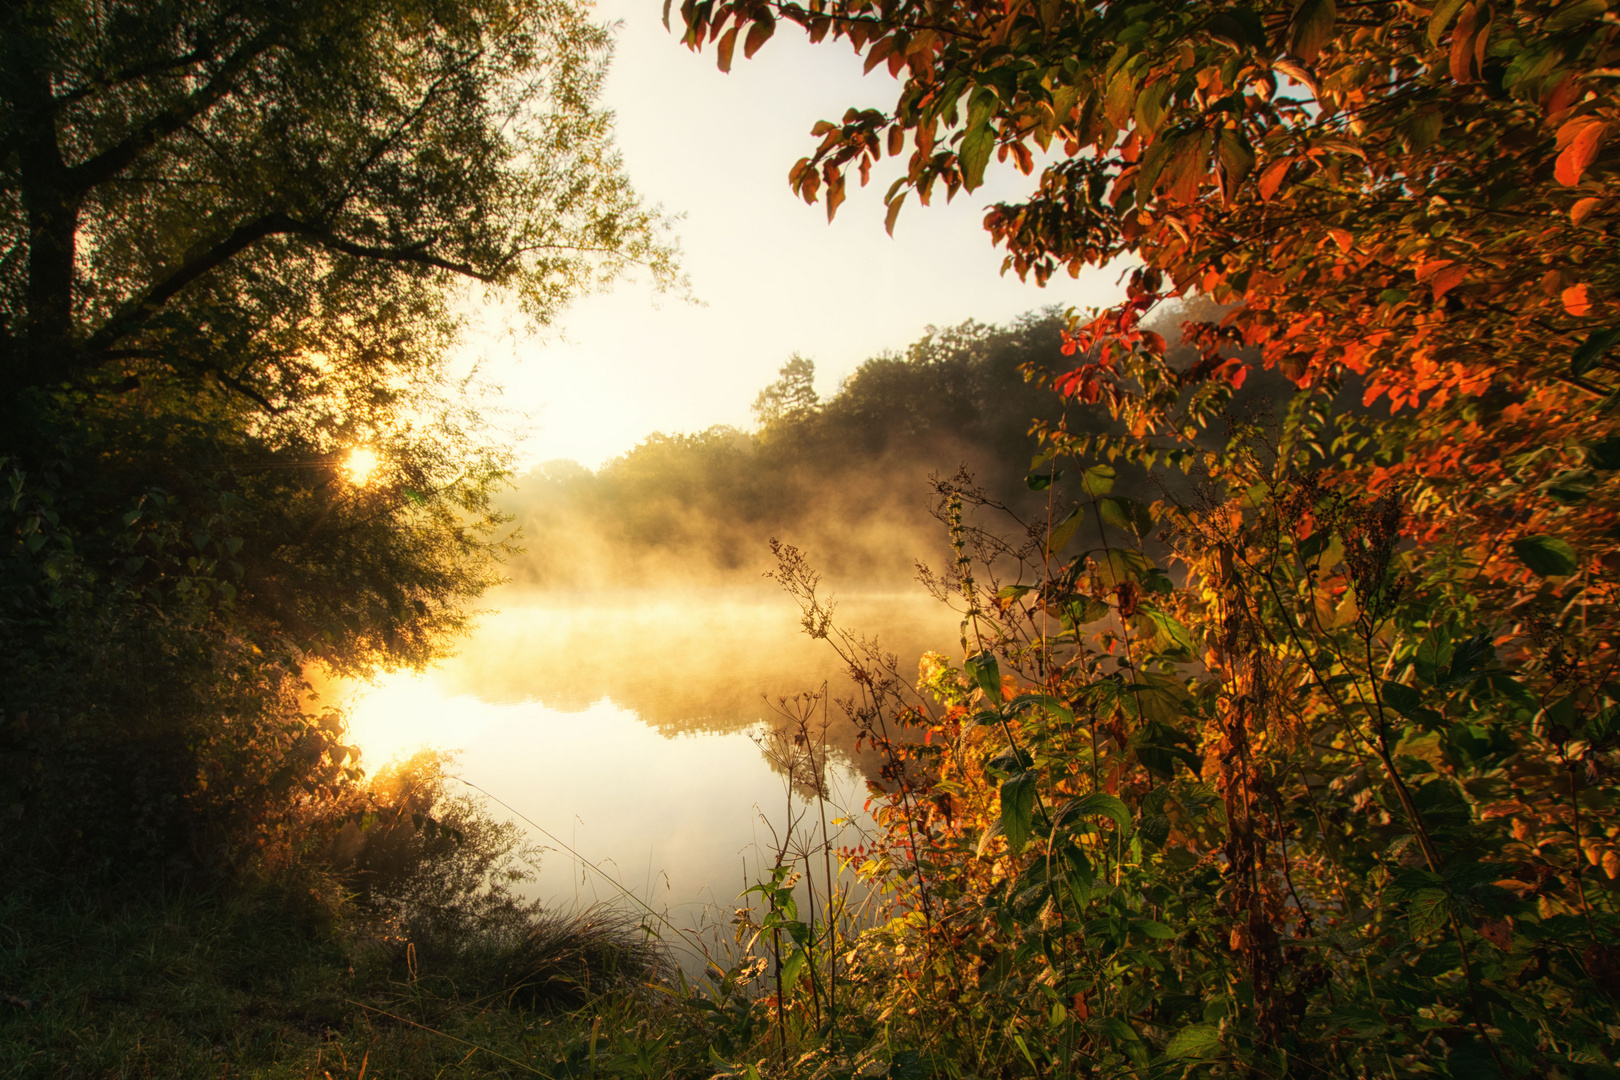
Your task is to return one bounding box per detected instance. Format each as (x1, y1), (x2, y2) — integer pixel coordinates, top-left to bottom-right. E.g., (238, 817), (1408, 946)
(459, 0), (1127, 471)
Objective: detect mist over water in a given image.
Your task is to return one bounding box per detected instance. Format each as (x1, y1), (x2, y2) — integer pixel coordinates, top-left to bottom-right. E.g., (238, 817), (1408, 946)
(442, 587), (962, 761)
(340, 584), (962, 940)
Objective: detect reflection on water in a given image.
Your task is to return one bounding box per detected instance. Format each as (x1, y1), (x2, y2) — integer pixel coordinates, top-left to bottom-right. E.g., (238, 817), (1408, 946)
(338, 587), (959, 934)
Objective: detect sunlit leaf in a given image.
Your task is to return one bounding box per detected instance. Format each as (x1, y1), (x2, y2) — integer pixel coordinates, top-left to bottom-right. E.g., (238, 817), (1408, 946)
(1081, 463), (1116, 496)
(1046, 505), (1085, 555)
(959, 88), (999, 192)
(1165, 1024), (1223, 1059)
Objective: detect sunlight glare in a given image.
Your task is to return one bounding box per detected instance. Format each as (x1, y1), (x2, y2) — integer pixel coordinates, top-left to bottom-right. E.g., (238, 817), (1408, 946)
(344, 447), (380, 485)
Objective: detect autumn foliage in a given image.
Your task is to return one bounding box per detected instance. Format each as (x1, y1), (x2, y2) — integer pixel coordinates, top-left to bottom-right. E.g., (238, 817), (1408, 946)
(685, 0), (1620, 1075)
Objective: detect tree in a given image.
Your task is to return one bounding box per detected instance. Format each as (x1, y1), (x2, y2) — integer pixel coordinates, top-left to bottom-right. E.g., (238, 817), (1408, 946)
(0, 0), (678, 873)
(2, 0), (678, 420)
(752, 352), (821, 426)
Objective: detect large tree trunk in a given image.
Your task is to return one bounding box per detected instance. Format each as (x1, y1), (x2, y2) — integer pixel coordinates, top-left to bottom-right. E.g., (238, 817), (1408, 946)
(7, 45), (80, 400)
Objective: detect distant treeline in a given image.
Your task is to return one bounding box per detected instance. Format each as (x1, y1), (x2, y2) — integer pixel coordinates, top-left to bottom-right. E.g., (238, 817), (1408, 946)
(500, 311), (1082, 587)
(500, 302), (1290, 589)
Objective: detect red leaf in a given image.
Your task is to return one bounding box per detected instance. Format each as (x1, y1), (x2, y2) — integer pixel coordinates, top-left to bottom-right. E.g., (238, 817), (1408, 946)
(716, 25), (738, 72)
(884, 192), (906, 237)
(743, 16), (775, 59)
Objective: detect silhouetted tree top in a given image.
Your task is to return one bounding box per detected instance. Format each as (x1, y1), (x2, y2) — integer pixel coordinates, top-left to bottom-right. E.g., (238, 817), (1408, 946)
(0, 0), (680, 431)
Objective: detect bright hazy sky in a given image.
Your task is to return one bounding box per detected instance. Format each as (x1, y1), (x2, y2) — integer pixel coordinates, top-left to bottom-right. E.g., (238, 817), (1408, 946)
(463, 0), (1126, 471)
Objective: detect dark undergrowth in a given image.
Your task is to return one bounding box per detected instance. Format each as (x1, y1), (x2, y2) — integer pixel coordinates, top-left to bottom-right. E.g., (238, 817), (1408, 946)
(0, 870), (704, 1080)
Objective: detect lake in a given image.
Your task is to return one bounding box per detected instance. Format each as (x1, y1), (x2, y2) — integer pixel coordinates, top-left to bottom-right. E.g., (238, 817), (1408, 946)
(331, 586), (962, 952)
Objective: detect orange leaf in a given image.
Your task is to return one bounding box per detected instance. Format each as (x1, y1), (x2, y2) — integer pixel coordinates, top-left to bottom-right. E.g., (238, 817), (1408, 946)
(1449, 3), (1477, 83)
(1327, 227), (1353, 253)
(1572, 196), (1604, 225)
(1564, 283), (1593, 316)
(1415, 257), (1456, 282)
(1258, 158), (1291, 200)
(1431, 264), (1467, 300)
(1556, 120), (1608, 186)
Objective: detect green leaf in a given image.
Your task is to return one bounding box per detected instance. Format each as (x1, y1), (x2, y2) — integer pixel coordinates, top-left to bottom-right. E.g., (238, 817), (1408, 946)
(1006, 693), (1076, 725)
(780, 947), (808, 991)
(1134, 80), (1169, 135)
(1585, 435), (1620, 470)
(1217, 128), (1255, 188)
(1202, 8), (1267, 50)
(1099, 1018), (1149, 1069)
(959, 88), (999, 192)
(1439, 632), (1494, 687)
(1094, 547), (1152, 585)
(1381, 681), (1444, 729)
(1000, 772), (1038, 852)
(986, 745), (1034, 777)
(1097, 496), (1153, 537)
(1164, 1023), (1222, 1059)
(1140, 609), (1195, 656)
(1064, 597), (1113, 626)
(1132, 918), (1176, 939)
(1547, 0), (1609, 32)
(1511, 535), (1579, 577)
(1572, 327), (1620, 377)
(1081, 463), (1116, 496)
(1055, 792), (1132, 835)
(1026, 468), (1063, 490)
(966, 651), (1001, 696)
(1047, 505), (1085, 555)
(1136, 134), (1175, 203)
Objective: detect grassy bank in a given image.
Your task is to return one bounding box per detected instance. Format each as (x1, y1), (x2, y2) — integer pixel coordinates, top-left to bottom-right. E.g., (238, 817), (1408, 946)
(0, 874), (695, 1080)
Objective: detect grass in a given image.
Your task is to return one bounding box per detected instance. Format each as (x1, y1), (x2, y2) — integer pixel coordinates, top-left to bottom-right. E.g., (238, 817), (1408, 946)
(0, 872), (706, 1080)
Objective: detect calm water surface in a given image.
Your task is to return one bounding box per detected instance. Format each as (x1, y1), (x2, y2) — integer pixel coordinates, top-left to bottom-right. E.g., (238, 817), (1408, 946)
(337, 587), (961, 933)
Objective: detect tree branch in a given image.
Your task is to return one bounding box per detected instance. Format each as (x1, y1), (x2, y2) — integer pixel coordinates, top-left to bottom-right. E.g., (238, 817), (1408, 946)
(65, 25), (282, 195)
(292, 224), (502, 282)
(50, 44), (220, 111)
(82, 211), (296, 358)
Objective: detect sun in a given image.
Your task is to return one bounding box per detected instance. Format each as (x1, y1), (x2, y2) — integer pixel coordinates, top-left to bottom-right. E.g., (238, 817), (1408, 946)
(344, 447), (380, 485)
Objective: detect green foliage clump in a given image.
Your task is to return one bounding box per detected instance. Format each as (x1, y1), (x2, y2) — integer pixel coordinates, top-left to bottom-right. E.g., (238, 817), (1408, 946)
(734, 413), (1620, 1079)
